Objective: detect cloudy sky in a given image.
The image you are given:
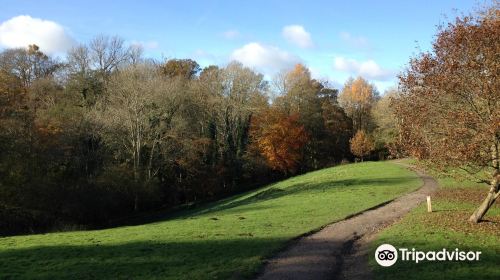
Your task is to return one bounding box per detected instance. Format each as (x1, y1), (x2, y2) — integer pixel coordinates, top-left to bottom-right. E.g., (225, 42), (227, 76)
(0, 0), (478, 92)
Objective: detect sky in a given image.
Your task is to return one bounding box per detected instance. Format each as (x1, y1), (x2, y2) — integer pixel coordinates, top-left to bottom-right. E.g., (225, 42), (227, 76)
(0, 0), (481, 92)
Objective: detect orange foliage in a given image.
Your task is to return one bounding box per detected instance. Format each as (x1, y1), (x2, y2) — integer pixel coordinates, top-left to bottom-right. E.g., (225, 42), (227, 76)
(352, 78), (373, 103)
(251, 109), (309, 174)
(339, 77), (375, 131)
(286, 64), (311, 82)
(349, 130), (375, 161)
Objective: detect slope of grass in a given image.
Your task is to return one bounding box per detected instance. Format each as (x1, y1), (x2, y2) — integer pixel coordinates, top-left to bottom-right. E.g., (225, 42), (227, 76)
(370, 162), (500, 280)
(0, 161), (421, 280)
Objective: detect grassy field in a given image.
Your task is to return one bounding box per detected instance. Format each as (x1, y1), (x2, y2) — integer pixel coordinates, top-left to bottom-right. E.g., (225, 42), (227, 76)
(0, 161), (421, 279)
(370, 161), (500, 280)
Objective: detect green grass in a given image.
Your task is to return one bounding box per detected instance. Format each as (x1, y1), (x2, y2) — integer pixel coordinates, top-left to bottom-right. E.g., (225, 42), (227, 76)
(399, 158), (488, 189)
(370, 162), (500, 280)
(0, 161), (422, 279)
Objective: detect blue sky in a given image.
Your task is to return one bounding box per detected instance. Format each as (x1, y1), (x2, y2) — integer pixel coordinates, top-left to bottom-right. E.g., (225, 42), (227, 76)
(0, 0), (480, 91)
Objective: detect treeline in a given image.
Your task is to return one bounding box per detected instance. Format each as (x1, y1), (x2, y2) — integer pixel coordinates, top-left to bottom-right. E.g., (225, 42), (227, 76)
(0, 36), (391, 235)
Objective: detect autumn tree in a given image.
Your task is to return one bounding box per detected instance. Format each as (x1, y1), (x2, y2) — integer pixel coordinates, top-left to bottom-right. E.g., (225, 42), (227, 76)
(0, 45), (107, 229)
(214, 62), (268, 187)
(0, 70), (25, 193)
(251, 109), (309, 174)
(350, 130), (375, 162)
(339, 77), (377, 132)
(0, 44), (62, 88)
(393, 6), (499, 223)
(274, 64), (344, 168)
(160, 59), (201, 79)
(274, 64), (322, 116)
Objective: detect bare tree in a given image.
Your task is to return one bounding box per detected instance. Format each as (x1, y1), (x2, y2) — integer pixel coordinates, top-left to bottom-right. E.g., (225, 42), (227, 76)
(128, 44), (144, 66)
(0, 45), (61, 88)
(91, 63), (183, 209)
(67, 44), (91, 74)
(89, 35), (130, 77)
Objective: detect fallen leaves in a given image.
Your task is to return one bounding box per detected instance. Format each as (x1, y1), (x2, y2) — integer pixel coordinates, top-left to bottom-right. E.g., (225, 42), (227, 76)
(420, 188), (499, 237)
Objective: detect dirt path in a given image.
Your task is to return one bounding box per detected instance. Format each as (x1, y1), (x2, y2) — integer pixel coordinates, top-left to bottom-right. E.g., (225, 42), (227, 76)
(255, 162), (438, 280)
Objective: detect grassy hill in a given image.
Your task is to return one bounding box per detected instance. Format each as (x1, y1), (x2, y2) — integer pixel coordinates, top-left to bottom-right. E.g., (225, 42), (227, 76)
(0, 161), (421, 279)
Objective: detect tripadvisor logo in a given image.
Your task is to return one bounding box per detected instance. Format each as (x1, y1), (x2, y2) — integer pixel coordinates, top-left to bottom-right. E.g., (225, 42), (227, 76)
(375, 244), (398, 267)
(374, 244), (482, 267)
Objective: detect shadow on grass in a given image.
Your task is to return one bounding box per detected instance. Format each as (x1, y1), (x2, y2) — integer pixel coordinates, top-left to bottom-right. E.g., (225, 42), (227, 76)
(193, 176), (418, 215)
(113, 176), (418, 226)
(0, 237), (347, 280)
(122, 176), (419, 225)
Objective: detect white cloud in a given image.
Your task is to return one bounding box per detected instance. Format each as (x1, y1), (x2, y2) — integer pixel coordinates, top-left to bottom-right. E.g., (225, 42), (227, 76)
(309, 67), (343, 89)
(0, 15), (75, 54)
(339, 31), (369, 49)
(230, 42), (301, 75)
(308, 66), (322, 80)
(130, 40), (159, 50)
(282, 25), (313, 48)
(222, 29), (240, 39)
(333, 56), (394, 81)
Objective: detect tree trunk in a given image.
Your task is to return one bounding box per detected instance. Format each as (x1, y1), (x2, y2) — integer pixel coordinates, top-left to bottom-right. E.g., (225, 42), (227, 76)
(469, 172), (499, 223)
(148, 141), (157, 179)
(134, 193), (139, 212)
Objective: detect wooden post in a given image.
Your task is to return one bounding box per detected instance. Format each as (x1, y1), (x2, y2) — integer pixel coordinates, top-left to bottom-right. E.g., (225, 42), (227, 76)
(427, 196), (432, 212)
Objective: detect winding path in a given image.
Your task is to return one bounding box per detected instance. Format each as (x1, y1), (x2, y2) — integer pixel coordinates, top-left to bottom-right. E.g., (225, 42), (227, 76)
(255, 162), (438, 280)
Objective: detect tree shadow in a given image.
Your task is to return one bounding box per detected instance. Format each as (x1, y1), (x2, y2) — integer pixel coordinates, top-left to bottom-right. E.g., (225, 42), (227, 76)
(0, 237), (346, 279)
(191, 176), (418, 215)
(106, 175), (419, 228)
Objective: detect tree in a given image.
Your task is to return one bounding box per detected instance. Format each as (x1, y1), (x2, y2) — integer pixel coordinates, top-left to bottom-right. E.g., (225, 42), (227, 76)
(274, 64), (321, 115)
(66, 36), (134, 106)
(89, 35), (130, 77)
(214, 62), (268, 187)
(91, 64), (183, 210)
(273, 64), (332, 169)
(251, 109), (309, 175)
(0, 44), (62, 88)
(67, 35), (132, 84)
(350, 130), (375, 162)
(372, 88), (399, 156)
(339, 77), (377, 132)
(393, 6), (499, 223)
(322, 100), (353, 162)
(160, 59), (201, 79)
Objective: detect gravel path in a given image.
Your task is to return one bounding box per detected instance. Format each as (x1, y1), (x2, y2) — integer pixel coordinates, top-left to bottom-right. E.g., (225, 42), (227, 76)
(255, 162), (438, 280)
